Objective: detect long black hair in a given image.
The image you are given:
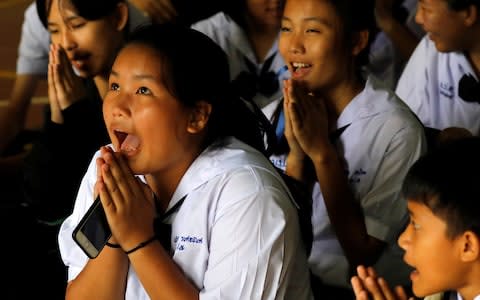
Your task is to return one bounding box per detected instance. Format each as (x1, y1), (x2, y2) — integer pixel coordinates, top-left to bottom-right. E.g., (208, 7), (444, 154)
(124, 23), (269, 155)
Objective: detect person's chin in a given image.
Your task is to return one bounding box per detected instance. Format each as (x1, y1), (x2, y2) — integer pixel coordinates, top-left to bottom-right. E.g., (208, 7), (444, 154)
(73, 65), (95, 78)
(433, 43), (453, 53)
(412, 280), (433, 299)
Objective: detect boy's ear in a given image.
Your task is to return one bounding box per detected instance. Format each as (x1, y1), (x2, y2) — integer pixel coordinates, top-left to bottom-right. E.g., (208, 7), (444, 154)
(187, 101), (212, 134)
(459, 231), (480, 262)
(113, 2), (129, 32)
(352, 30), (369, 56)
(462, 4), (478, 27)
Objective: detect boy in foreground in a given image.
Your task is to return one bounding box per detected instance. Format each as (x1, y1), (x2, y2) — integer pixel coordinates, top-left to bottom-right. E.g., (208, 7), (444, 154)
(351, 137), (480, 300)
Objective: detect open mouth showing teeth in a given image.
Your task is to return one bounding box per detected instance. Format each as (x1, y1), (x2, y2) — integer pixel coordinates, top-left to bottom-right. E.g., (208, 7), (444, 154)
(292, 62), (312, 72)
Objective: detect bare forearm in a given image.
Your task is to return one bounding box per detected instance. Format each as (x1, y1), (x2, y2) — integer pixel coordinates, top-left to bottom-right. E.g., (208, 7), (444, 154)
(66, 247), (129, 300)
(312, 149), (384, 268)
(286, 153), (308, 182)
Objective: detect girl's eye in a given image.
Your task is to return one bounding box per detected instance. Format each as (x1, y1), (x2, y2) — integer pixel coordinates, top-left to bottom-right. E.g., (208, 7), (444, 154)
(280, 26), (291, 32)
(306, 28), (320, 33)
(70, 22), (85, 29)
(136, 86), (152, 95)
(410, 220), (421, 231)
(110, 83), (119, 91)
(48, 28), (59, 35)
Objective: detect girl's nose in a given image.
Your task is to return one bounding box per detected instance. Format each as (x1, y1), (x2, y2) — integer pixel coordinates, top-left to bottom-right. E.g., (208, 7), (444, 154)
(106, 92), (130, 118)
(61, 29), (77, 52)
(289, 33), (305, 54)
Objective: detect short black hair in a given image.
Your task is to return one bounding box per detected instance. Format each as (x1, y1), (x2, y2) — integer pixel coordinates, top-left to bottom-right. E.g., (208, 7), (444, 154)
(402, 137), (480, 238)
(446, 0), (480, 10)
(124, 23), (267, 154)
(36, 0), (124, 28)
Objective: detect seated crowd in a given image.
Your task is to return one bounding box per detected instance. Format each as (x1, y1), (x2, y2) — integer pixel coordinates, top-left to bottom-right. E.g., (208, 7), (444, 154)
(0, 0), (479, 299)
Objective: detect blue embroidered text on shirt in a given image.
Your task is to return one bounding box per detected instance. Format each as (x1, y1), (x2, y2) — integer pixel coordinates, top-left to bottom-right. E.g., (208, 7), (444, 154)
(270, 157), (286, 169)
(174, 235), (204, 252)
(349, 168), (367, 183)
(180, 236), (203, 244)
(439, 82), (454, 99)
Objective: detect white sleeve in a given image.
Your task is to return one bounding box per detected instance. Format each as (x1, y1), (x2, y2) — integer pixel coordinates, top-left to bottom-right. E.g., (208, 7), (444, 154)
(395, 36), (431, 122)
(58, 150), (101, 281)
(199, 169), (312, 300)
(362, 118), (426, 242)
(16, 3), (50, 75)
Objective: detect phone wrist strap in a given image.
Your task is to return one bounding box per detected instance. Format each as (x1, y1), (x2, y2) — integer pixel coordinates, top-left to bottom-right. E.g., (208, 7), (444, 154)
(125, 236), (157, 255)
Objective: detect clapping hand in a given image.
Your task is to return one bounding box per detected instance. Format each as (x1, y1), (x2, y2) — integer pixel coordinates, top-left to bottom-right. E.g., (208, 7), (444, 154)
(351, 265), (413, 300)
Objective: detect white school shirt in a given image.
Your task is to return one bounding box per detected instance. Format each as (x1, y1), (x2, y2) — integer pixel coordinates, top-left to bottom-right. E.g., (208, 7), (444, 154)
(16, 2), (50, 75)
(396, 36), (480, 135)
(425, 292), (480, 300)
(191, 12), (289, 120)
(271, 76), (426, 288)
(16, 2), (149, 76)
(367, 0), (424, 90)
(58, 138), (313, 300)
(457, 294), (480, 300)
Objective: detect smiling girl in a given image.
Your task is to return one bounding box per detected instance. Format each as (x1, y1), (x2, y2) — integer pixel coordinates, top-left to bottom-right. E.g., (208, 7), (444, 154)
(58, 24), (313, 300)
(274, 0), (427, 297)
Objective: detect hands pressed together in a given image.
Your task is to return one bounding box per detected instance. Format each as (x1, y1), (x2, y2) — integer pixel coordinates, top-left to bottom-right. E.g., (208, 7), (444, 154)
(95, 146), (157, 252)
(283, 79), (333, 164)
(47, 44), (86, 124)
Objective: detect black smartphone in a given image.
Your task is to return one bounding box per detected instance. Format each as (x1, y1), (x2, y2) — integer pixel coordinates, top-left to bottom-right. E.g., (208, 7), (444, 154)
(72, 196), (112, 259)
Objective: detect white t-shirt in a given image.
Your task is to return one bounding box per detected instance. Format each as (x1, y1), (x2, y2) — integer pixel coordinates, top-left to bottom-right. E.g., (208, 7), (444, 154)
(58, 138), (313, 300)
(16, 2), (149, 75)
(271, 76), (426, 287)
(191, 12), (289, 120)
(396, 36), (480, 135)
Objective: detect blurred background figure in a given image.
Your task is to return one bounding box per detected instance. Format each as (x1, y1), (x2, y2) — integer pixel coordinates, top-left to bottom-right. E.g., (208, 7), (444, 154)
(368, 0), (424, 90)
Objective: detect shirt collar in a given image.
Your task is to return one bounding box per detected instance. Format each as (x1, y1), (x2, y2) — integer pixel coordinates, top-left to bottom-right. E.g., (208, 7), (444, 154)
(456, 292), (480, 300)
(336, 76), (410, 129)
(223, 12), (280, 66)
(167, 138), (268, 210)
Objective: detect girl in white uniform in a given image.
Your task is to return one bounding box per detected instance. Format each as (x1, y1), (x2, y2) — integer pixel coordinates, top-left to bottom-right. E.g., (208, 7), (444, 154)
(191, 0), (288, 120)
(58, 24), (313, 300)
(276, 0), (427, 297)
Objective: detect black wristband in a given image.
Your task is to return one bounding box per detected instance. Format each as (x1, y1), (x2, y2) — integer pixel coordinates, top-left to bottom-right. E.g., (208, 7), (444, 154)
(106, 242), (121, 248)
(125, 236), (157, 255)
